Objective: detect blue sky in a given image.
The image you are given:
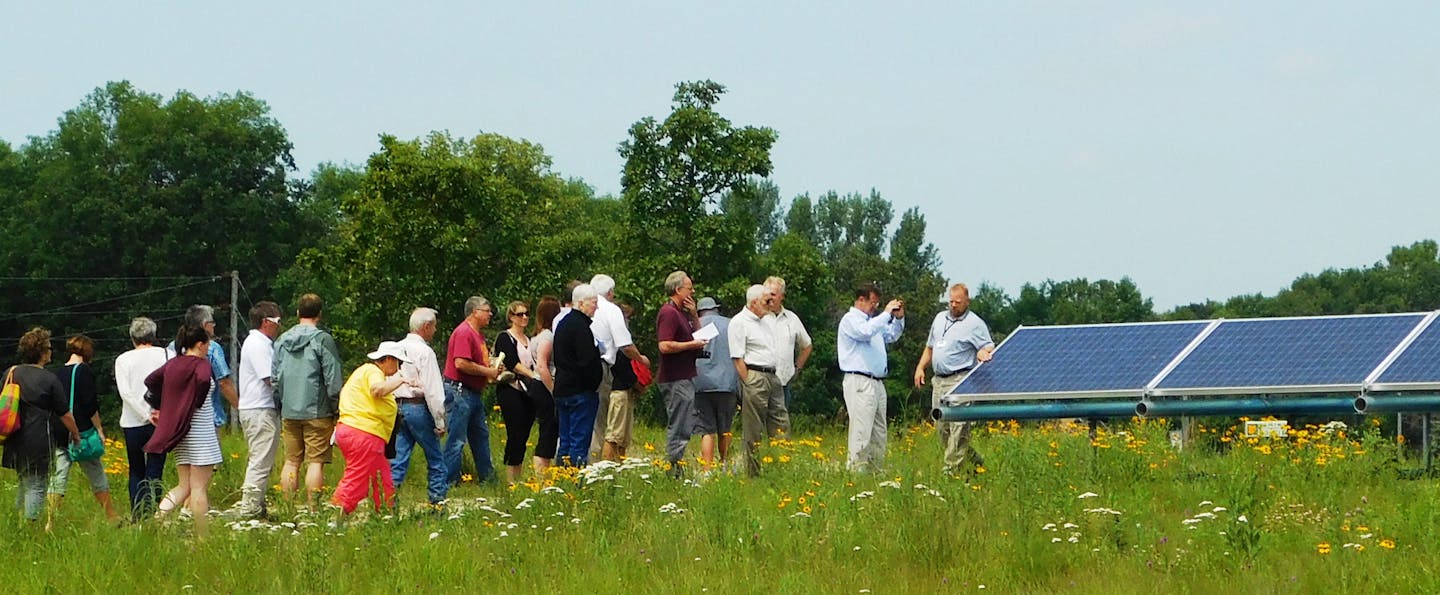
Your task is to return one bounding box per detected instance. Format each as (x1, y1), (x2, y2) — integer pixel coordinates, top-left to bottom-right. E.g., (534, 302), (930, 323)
(4, 2), (1438, 309)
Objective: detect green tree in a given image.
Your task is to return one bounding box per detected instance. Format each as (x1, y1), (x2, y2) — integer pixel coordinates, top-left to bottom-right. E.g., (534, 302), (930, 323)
(617, 80), (778, 284)
(784, 193), (817, 245)
(285, 131), (603, 358)
(0, 81), (312, 365)
(720, 178), (783, 252)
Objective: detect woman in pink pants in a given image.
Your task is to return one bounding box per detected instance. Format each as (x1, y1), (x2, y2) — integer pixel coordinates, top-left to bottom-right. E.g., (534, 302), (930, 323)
(331, 342), (415, 514)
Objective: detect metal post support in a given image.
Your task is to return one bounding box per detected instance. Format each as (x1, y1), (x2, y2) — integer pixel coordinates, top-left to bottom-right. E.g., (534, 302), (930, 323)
(229, 270), (240, 428)
(1425, 413), (1432, 472)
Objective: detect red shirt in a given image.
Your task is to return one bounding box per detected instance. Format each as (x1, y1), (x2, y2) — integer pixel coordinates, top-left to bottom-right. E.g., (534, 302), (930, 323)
(443, 321), (489, 391)
(656, 300), (699, 383)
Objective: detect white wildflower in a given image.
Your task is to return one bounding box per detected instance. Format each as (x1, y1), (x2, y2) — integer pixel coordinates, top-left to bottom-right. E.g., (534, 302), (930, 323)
(1077, 492), (1099, 499)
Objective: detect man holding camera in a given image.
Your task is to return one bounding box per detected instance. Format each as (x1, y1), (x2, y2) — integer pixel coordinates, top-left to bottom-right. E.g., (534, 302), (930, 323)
(837, 283), (905, 473)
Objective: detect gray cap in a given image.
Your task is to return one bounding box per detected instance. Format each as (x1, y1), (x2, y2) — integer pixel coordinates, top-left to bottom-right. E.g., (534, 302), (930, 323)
(696, 297), (720, 311)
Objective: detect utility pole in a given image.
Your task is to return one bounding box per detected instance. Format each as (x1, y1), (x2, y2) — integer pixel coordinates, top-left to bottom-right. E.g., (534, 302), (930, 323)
(230, 270), (240, 429)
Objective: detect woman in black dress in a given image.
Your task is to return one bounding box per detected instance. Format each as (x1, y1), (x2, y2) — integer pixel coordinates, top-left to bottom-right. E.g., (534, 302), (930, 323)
(2, 327), (80, 525)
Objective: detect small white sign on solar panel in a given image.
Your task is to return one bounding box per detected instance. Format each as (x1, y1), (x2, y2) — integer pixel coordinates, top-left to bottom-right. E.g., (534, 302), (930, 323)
(1244, 420), (1288, 438)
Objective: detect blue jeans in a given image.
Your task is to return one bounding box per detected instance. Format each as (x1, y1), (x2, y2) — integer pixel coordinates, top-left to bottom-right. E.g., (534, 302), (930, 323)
(391, 402), (449, 503)
(555, 391), (599, 467)
(122, 424), (167, 520)
(15, 471), (45, 521)
(443, 382), (493, 484)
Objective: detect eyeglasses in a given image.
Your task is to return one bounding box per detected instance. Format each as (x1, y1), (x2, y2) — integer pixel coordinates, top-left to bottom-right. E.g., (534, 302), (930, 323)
(512, 311), (530, 317)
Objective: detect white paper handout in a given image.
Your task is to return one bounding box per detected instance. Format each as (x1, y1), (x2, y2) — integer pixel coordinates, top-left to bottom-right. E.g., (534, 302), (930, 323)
(693, 323), (719, 342)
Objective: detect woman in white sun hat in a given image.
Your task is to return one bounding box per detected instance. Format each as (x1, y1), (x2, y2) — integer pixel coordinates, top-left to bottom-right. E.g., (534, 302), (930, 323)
(330, 341), (417, 514)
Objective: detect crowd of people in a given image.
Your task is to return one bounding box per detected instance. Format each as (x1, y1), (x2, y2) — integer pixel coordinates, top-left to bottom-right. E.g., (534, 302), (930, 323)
(2, 274), (996, 534)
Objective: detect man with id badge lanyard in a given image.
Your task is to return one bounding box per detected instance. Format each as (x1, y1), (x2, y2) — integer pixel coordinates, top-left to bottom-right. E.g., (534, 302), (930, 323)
(913, 283), (994, 478)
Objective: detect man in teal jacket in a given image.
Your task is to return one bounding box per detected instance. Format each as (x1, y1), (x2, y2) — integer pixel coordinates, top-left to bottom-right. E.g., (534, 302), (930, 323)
(272, 293), (343, 509)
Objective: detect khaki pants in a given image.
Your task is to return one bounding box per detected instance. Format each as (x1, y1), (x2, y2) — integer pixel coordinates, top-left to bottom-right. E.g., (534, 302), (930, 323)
(739, 369), (783, 477)
(590, 365), (614, 456)
(604, 388), (635, 448)
(932, 371), (980, 475)
(843, 374), (887, 473)
(239, 408), (281, 512)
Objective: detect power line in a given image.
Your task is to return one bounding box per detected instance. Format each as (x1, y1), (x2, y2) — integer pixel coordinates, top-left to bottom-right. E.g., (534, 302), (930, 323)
(0, 276), (214, 282)
(0, 312), (190, 348)
(0, 277), (223, 321)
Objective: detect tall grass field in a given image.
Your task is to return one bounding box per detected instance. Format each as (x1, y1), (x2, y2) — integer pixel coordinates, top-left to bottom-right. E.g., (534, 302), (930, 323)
(4, 414), (1438, 593)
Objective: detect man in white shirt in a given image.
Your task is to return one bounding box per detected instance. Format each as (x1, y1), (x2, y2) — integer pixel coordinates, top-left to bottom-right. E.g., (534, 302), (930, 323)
(588, 274), (651, 461)
(764, 276), (811, 428)
(729, 284), (782, 477)
(231, 301), (283, 519)
(391, 307), (451, 506)
(837, 284), (905, 473)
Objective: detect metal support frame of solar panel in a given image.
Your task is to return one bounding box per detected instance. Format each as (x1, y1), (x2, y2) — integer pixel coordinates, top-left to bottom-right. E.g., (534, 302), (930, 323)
(945, 320), (1211, 402)
(1368, 312), (1440, 393)
(1147, 312), (1429, 397)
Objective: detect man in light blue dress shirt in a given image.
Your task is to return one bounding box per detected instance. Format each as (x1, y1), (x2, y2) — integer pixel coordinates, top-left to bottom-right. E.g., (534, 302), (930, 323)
(837, 283), (905, 472)
(914, 283), (994, 477)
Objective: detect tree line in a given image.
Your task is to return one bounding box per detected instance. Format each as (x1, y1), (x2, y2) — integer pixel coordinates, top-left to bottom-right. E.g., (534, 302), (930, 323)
(2, 80), (1438, 427)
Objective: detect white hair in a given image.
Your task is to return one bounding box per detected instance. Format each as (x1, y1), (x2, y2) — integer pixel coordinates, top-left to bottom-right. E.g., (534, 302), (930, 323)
(590, 274), (616, 297)
(409, 307), (438, 332)
(129, 317), (158, 344)
(463, 296), (490, 318)
(764, 276), (786, 294)
(572, 283), (599, 303)
(746, 284), (766, 304)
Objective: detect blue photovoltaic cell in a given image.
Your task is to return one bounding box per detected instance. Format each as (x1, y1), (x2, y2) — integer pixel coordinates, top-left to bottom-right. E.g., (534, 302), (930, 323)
(1155, 314), (1425, 391)
(950, 322), (1209, 397)
(1376, 319), (1440, 385)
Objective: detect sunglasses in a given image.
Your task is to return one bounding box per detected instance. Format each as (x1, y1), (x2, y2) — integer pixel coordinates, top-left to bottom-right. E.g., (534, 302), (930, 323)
(264, 316), (281, 325)
(512, 311), (530, 317)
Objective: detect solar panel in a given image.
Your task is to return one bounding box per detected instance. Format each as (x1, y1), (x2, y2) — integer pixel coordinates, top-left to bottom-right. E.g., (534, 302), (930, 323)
(1151, 314), (1427, 396)
(947, 321), (1210, 401)
(1372, 315), (1440, 391)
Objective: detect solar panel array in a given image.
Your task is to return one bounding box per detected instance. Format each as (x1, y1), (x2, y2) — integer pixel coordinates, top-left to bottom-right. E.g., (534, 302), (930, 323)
(948, 311), (1440, 401)
(1374, 317), (1440, 390)
(1152, 314), (1426, 396)
(949, 322), (1207, 400)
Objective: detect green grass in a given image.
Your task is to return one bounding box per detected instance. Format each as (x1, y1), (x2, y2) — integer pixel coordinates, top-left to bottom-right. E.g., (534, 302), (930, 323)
(5, 415), (1440, 593)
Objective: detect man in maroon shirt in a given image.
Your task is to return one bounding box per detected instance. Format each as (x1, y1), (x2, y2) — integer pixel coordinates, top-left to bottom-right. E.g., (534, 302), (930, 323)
(441, 296), (503, 485)
(656, 271), (707, 475)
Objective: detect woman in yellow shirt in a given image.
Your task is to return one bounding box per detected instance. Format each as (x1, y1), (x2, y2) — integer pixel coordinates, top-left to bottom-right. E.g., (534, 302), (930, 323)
(331, 342), (415, 514)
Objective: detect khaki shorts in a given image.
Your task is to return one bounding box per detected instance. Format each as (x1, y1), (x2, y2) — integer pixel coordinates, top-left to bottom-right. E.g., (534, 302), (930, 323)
(604, 389), (636, 446)
(282, 417), (336, 464)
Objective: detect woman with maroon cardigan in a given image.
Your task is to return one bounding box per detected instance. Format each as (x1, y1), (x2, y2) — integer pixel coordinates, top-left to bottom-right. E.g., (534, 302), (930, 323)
(144, 323), (217, 536)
